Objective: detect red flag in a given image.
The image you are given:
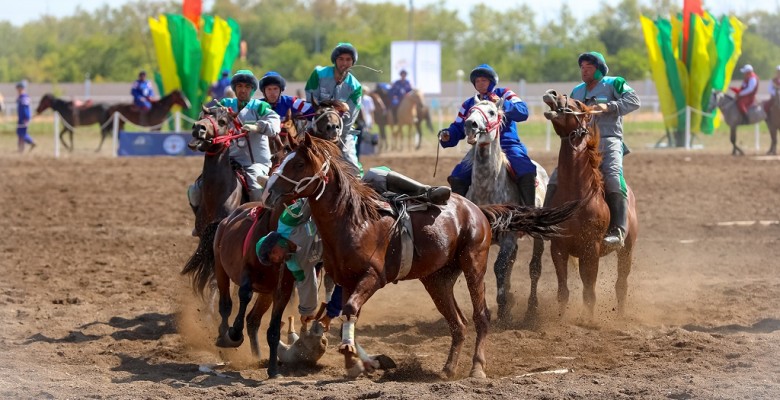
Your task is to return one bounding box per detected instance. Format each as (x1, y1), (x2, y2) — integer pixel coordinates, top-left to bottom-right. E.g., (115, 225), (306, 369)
(682, 0), (703, 63)
(182, 0), (202, 27)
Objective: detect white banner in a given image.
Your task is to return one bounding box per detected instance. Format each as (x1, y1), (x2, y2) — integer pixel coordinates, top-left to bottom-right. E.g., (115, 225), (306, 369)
(390, 41), (441, 94)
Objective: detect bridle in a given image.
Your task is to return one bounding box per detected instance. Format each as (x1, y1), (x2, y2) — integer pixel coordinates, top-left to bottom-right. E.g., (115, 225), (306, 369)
(311, 107), (348, 145)
(466, 102), (503, 143)
(197, 112), (245, 155)
(546, 94), (600, 147)
(268, 154), (331, 214)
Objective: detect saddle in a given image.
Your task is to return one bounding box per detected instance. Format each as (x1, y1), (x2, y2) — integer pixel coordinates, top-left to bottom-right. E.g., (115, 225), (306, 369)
(374, 193), (432, 283)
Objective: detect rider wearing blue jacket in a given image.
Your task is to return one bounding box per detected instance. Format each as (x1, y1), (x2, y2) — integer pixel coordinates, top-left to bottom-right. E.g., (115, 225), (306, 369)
(438, 64), (537, 206)
(131, 70), (154, 111)
(258, 71), (315, 121)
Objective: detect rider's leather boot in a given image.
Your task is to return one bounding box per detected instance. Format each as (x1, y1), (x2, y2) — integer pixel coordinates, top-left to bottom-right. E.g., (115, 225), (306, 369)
(513, 172), (537, 207)
(386, 171), (451, 205)
(543, 183), (557, 207)
(446, 176), (470, 197)
(603, 191), (628, 249)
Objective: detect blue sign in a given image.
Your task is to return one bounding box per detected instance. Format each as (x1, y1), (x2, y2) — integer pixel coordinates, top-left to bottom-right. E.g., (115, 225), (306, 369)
(118, 132), (200, 157)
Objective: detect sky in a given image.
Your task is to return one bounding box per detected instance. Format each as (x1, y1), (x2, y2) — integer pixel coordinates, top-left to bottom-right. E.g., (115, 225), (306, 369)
(0, 0), (776, 27)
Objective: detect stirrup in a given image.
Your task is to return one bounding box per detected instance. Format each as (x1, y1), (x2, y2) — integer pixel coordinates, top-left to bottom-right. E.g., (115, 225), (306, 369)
(602, 228), (625, 248)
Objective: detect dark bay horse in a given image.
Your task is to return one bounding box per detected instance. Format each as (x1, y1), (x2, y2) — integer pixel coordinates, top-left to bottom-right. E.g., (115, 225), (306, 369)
(764, 91), (780, 155)
(542, 89), (638, 319)
(36, 94), (112, 152)
(463, 98), (550, 324)
(262, 134), (578, 379)
(107, 89), (191, 131)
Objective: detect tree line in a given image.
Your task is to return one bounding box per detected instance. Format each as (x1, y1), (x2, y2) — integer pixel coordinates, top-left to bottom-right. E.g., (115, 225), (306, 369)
(1, 0), (778, 85)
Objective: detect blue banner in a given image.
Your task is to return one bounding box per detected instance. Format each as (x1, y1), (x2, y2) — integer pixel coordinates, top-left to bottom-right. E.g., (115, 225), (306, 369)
(118, 132), (200, 157)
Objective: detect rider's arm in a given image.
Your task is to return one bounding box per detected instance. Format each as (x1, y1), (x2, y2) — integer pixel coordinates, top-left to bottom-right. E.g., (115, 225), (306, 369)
(739, 77), (758, 97)
(253, 101), (281, 137)
(304, 68), (320, 104)
(292, 96), (315, 117)
(500, 89), (529, 123)
(609, 77), (641, 116)
(440, 99), (470, 148)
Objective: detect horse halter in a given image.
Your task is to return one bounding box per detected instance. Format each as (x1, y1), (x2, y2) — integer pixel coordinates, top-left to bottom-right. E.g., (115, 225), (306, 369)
(270, 155), (331, 205)
(548, 94), (597, 142)
(198, 113), (245, 153)
(312, 108), (348, 144)
(466, 103), (503, 143)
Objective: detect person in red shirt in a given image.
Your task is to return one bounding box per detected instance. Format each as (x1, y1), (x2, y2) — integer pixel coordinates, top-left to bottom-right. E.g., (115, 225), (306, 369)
(731, 64), (759, 121)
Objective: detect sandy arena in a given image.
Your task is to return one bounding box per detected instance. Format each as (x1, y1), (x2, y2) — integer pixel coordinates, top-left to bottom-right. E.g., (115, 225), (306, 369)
(1, 142), (779, 398)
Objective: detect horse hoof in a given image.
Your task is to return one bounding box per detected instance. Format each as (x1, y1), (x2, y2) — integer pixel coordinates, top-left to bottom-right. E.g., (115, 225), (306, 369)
(339, 343), (357, 356)
(373, 354), (397, 370)
(215, 331), (244, 348)
(469, 368), (487, 379)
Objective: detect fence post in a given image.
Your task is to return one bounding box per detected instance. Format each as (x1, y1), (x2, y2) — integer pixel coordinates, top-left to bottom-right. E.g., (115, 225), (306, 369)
(112, 111), (120, 158)
(175, 111), (181, 132)
(54, 112), (60, 158)
(685, 106), (691, 150)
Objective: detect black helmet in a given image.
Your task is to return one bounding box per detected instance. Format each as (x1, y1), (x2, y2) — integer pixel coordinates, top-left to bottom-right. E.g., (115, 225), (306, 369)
(330, 42), (358, 65)
(230, 69), (258, 94)
(259, 71), (286, 92)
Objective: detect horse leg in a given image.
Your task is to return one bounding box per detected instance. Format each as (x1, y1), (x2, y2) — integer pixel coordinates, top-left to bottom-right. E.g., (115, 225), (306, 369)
(214, 257), (235, 347)
(96, 128), (109, 152)
(267, 266), (295, 378)
(523, 237), (545, 326)
(458, 246), (490, 379)
(215, 272), (250, 348)
(246, 291), (273, 361)
(419, 265), (467, 379)
(551, 243), (570, 318)
(730, 126), (744, 156)
(340, 271), (383, 378)
(767, 122), (778, 155)
(615, 246), (633, 316)
(494, 235), (518, 324)
(414, 119), (423, 150)
(59, 128), (72, 152)
(578, 250), (601, 321)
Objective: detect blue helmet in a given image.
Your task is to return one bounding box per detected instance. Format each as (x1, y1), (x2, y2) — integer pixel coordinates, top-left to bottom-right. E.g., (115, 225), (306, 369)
(16, 80), (28, 89)
(230, 69), (258, 95)
(469, 64), (499, 92)
(221, 69), (230, 77)
(330, 42), (358, 65)
(259, 71), (287, 93)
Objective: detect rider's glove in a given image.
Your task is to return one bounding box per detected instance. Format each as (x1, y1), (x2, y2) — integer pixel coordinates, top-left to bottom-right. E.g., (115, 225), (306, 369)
(438, 129), (450, 142)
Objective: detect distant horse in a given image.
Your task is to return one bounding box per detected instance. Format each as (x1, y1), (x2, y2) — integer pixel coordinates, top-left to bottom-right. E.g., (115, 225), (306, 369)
(463, 98), (549, 324)
(764, 91), (780, 155)
(369, 91), (388, 152)
(710, 90), (768, 156)
(262, 133), (578, 379)
(542, 89), (638, 318)
(106, 89), (191, 132)
(35, 93), (112, 152)
(374, 85), (433, 151)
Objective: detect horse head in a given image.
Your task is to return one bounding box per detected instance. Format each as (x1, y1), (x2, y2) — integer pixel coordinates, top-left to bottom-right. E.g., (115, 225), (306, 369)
(171, 89), (192, 110)
(188, 105), (238, 152)
(262, 133), (335, 208)
(465, 97), (504, 146)
(310, 99), (349, 142)
(36, 93), (55, 114)
(542, 89), (598, 140)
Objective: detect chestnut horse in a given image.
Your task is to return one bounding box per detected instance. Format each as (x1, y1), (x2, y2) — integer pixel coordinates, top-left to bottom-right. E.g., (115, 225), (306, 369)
(262, 134), (578, 379)
(463, 98), (550, 324)
(106, 89), (191, 132)
(542, 89), (638, 318)
(373, 85), (433, 151)
(35, 94), (112, 152)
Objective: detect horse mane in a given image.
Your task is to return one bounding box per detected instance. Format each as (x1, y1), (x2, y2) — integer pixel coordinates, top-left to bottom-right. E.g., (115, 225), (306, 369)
(582, 110), (604, 196)
(300, 135), (382, 223)
(316, 99), (349, 114)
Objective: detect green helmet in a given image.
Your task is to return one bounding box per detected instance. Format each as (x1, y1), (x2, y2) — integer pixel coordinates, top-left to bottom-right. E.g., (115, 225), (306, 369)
(230, 69), (259, 96)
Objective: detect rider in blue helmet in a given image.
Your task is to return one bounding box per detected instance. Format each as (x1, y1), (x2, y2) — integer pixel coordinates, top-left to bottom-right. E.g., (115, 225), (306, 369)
(389, 69), (413, 123)
(209, 69), (232, 100)
(438, 64), (537, 207)
(131, 70), (155, 112)
(259, 71), (314, 124)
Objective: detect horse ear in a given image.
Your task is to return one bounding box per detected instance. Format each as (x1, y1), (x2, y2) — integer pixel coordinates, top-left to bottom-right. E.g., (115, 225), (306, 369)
(201, 104), (210, 116)
(495, 98), (504, 110)
(304, 131), (313, 147)
(473, 94), (480, 104)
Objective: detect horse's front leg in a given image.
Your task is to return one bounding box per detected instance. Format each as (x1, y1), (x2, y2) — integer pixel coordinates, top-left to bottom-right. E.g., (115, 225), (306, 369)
(767, 123), (778, 155)
(59, 127), (72, 152)
(340, 270), (383, 379)
(246, 291), (273, 361)
(550, 242), (570, 318)
(730, 127), (744, 156)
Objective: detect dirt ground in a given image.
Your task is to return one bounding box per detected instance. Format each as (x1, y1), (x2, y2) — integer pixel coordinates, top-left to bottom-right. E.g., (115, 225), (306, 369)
(1, 143), (780, 399)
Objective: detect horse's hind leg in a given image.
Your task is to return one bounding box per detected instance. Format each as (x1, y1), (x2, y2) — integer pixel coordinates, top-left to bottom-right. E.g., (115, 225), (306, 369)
(420, 265), (468, 379)
(494, 236), (518, 324)
(96, 128), (109, 152)
(578, 251), (600, 320)
(768, 124), (778, 155)
(246, 291), (273, 360)
(523, 237), (545, 326)
(59, 128), (72, 152)
(457, 246), (490, 379)
(615, 246), (633, 316)
(267, 266), (295, 378)
(214, 258), (235, 347)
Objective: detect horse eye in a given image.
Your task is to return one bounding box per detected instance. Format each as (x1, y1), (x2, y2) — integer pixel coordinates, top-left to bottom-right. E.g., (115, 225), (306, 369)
(489, 111), (495, 116)
(218, 120), (226, 127)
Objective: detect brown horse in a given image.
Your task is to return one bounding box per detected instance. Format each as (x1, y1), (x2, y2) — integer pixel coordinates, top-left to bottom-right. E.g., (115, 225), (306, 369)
(35, 93), (112, 152)
(542, 89), (638, 319)
(764, 92), (780, 155)
(183, 104), (302, 370)
(106, 89), (191, 132)
(262, 133), (578, 379)
(307, 99), (349, 142)
(709, 90), (769, 156)
(374, 85), (433, 152)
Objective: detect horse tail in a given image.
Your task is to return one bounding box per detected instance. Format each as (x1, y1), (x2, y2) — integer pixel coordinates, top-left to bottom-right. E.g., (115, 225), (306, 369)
(479, 200), (580, 239)
(181, 222), (219, 296)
